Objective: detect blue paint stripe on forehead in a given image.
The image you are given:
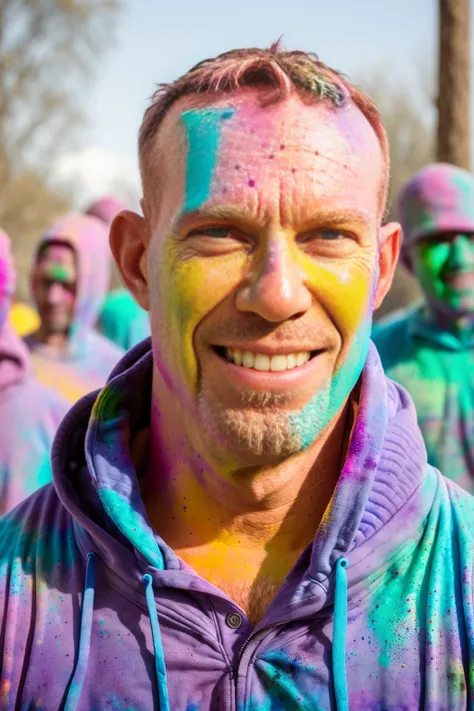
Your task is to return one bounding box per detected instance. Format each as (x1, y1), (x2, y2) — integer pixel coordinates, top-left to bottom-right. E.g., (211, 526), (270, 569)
(181, 107), (235, 213)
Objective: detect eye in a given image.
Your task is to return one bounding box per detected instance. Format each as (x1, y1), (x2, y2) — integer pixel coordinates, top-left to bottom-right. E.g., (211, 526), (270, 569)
(189, 226), (233, 239)
(319, 229), (344, 241)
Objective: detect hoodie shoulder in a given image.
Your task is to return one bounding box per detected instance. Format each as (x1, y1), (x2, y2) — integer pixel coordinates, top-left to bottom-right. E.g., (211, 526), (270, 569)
(0, 484), (81, 588)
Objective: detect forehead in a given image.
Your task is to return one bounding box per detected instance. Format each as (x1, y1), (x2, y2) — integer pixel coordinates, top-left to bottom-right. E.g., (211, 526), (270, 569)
(155, 90), (383, 223)
(38, 242), (76, 266)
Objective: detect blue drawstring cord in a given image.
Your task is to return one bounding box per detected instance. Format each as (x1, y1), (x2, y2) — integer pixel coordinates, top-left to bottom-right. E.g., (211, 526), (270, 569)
(332, 557), (349, 711)
(143, 573), (170, 711)
(64, 552), (96, 711)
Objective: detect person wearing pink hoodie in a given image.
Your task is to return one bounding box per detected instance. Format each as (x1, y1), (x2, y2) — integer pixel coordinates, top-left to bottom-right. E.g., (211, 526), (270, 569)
(24, 213), (124, 403)
(0, 229), (68, 513)
(86, 196), (151, 350)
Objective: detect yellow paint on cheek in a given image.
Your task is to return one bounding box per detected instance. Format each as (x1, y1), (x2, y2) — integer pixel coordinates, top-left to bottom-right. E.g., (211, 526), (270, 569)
(296, 247), (374, 335)
(160, 241), (246, 389)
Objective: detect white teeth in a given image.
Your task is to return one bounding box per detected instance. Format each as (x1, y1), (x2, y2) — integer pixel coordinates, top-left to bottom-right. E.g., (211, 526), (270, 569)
(254, 354), (270, 371)
(224, 349), (312, 371)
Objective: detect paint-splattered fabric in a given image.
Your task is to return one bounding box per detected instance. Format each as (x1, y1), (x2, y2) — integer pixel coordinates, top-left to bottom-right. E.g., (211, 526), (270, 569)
(98, 288), (150, 351)
(1, 340), (474, 709)
(24, 214), (124, 403)
(373, 303), (474, 493)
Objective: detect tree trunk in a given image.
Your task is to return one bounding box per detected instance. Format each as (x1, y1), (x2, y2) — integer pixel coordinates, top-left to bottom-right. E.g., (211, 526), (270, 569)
(437, 0), (471, 169)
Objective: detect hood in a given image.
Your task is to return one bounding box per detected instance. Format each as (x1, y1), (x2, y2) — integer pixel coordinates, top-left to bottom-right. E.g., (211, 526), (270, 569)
(0, 228), (16, 300)
(32, 214), (111, 335)
(85, 196), (127, 227)
(51, 339), (431, 601)
(398, 163), (474, 271)
(0, 321), (32, 391)
(0, 229), (30, 389)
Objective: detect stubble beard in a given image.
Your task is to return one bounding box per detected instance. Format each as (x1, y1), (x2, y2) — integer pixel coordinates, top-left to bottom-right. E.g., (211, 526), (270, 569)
(196, 384), (302, 462)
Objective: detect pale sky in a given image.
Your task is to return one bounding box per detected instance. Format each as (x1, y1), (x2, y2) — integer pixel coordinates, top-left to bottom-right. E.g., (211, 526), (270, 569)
(54, 0), (472, 208)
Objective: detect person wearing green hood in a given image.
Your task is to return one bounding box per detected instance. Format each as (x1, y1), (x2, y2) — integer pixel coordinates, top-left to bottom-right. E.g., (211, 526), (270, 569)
(86, 196), (151, 350)
(372, 163), (474, 492)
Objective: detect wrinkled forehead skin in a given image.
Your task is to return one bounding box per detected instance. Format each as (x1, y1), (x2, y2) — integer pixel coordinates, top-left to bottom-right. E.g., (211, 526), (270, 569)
(150, 89), (384, 234)
(85, 196), (127, 227)
(35, 214), (111, 330)
(0, 229), (15, 297)
(399, 163), (474, 248)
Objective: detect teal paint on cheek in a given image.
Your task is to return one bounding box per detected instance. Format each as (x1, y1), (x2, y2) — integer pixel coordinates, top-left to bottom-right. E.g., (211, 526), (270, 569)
(289, 318), (372, 450)
(181, 108), (235, 213)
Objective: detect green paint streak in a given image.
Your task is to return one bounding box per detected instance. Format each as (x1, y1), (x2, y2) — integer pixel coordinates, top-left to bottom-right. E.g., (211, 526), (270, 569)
(414, 233), (474, 311)
(181, 107), (235, 213)
(290, 318), (371, 449)
(43, 262), (75, 286)
(98, 489), (164, 569)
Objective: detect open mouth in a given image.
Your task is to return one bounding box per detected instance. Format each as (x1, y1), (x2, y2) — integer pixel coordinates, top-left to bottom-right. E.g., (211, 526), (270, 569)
(213, 346), (322, 372)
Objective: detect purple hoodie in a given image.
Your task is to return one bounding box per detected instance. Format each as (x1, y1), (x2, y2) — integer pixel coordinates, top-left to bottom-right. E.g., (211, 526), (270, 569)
(0, 339), (474, 710)
(0, 230), (68, 513)
(24, 214), (124, 403)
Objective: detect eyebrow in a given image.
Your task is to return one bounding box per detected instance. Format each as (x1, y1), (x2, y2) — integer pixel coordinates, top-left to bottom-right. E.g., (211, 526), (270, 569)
(174, 205), (374, 232)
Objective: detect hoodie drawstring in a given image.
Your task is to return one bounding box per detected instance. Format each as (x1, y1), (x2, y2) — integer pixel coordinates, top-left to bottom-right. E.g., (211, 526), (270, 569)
(143, 573), (170, 711)
(64, 552), (96, 711)
(332, 557), (349, 711)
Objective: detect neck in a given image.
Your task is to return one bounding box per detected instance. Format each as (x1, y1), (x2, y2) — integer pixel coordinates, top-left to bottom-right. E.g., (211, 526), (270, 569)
(426, 303), (474, 342)
(33, 325), (69, 349)
(141, 374), (353, 583)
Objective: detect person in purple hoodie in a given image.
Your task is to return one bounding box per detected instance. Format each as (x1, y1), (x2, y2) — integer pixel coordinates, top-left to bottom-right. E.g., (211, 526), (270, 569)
(0, 228), (68, 513)
(24, 213), (124, 403)
(1, 43), (474, 711)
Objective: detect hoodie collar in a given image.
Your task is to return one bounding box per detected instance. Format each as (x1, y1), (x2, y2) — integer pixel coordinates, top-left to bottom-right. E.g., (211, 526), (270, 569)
(53, 340), (433, 607)
(0, 322), (31, 391)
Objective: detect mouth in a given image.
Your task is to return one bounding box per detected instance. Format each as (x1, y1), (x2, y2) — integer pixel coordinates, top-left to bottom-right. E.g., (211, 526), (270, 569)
(213, 346), (322, 372)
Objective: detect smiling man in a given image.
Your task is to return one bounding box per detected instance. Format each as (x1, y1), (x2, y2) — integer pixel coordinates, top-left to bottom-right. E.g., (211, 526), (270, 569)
(373, 163), (474, 492)
(1, 45), (474, 711)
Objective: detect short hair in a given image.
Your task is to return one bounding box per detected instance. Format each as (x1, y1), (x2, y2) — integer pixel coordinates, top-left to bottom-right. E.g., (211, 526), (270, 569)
(139, 41), (390, 220)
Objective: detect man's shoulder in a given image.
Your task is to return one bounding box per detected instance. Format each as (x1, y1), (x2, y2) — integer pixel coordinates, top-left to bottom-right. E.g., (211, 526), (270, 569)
(87, 328), (125, 361)
(372, 305), (421, 368)
(0, 484), (78, 577)
(5, 375), (69, 425)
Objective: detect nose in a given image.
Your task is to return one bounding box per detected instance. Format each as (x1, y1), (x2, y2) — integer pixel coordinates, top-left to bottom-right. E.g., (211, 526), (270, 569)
(235, 238), (312, 322)
(447, 233), (474, 271)
(47, 282), (65, 306)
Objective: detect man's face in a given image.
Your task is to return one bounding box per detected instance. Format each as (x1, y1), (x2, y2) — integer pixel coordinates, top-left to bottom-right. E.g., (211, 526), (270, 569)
(412, 231), (474, 315)
(32, 243), (77, 334)
(145, 91), (393, 463)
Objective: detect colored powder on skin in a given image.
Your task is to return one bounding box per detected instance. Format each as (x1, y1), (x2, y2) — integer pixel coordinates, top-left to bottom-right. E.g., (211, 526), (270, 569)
(42, 262), (75, 285)
(290, 318), (371, 450)
(181, 108), (235, 214)
(416, 234), (474, 311)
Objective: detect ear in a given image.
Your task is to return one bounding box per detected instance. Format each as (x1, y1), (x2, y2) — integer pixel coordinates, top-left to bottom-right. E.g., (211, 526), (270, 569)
(373, 222), (402, 310)
(109, 210), (150, 311)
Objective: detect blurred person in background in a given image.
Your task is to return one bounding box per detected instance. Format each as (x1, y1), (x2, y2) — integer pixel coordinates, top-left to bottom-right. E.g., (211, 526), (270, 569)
(24, 213), (124, 403)
(0, 229), (68, 514)
(86, 195), (151, 350)
(373, 163), (474, 492)
(2, 45), (474, 710)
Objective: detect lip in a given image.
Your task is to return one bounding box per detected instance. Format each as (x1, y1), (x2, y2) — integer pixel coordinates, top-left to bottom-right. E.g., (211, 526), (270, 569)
(213, 343), (322, 356)
(209, 345), (327, 391)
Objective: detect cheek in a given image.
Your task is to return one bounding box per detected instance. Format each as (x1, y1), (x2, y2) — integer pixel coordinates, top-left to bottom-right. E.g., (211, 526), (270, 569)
(297, 249), (376, 338)
(422, 245), (449, 280)
(154, 244), (246, 387)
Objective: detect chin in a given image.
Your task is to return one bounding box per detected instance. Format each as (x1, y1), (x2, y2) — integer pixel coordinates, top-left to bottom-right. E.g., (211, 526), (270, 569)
(197, 392), (307, 463)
